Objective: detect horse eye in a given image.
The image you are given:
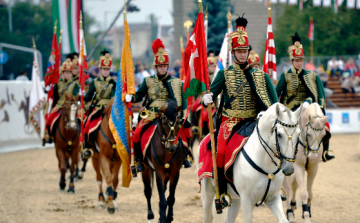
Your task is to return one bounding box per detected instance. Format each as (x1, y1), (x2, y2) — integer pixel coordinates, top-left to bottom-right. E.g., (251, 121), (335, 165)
(277, 133), (281, 138)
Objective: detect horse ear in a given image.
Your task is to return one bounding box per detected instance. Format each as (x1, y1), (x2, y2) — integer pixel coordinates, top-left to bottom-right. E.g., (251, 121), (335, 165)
(321, 115), (329, 124)
(294, 104), (303, 119)
(275, 103), (282, 118)
(308, 115), (312, 123)
(65, 93), (69, 101)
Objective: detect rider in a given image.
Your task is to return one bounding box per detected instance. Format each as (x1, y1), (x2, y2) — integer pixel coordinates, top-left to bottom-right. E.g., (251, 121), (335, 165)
(82, 50), (116, 159)
(202, 15), (278, 206)
(275, 32), (334, 162)
(125, 38), (192, 172)
(44, 58), (80, 144)
(248, 49), (262, 70)
(71, 52), (80, 83)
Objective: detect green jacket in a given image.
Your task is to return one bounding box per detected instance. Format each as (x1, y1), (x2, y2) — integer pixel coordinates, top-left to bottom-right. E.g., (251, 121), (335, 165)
(84, 75), (116, 108)
(208, 64), (278, 119)
(53, 78), (79, 108)
(276, 67), (326, 114)
(132, 74), (186, 119)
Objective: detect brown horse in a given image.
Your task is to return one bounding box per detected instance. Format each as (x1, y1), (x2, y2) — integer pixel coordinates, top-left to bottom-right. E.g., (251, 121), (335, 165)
(89, 98), (122, 214)
(142, 99), (186, 223)
(54, 94), (80, 193)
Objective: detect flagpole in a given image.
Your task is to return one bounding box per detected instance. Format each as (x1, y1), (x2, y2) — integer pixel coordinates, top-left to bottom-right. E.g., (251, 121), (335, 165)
(310, 17), (314, 59)
(180, 36), (184, 81)
(197, 0), (221, 215)
(79, 12), (85, 155)
(184, 20), (192, 41)
(123, 2), (136, 178)
(227, 10), (232, 66)
(205, 5), (208, 47)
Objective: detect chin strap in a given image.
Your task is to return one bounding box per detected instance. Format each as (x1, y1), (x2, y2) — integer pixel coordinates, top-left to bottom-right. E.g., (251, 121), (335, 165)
(232, 50), (250, 66)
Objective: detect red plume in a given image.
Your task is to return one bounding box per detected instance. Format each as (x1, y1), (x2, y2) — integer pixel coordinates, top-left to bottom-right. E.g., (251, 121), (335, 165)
(152, 39), (165, 54)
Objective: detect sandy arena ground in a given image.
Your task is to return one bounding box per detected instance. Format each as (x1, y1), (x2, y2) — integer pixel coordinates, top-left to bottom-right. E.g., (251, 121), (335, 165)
(0, 134), (359, 223)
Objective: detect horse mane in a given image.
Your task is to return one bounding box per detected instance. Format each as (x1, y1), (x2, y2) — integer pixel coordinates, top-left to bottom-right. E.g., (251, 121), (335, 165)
(164, 99), (178, 122)
(103, 98), (114, 115)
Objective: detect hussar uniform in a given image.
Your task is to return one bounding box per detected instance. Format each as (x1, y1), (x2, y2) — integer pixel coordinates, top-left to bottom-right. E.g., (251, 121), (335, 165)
(201, 16), (278, 206)
(275, 32), (333, 162)
(131, 39), (192, 172)
(45, 59), (80, 141)
(83, 51), (116, 158)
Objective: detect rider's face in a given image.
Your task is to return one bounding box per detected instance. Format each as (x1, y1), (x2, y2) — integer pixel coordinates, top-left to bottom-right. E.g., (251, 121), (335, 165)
(233, 49), (248, 64)
(63, 71), (72, 80)
(156, 65), (168, 76)
(72, 67), (79, 75)
(208, 64), (216, 74)
(292, 58), (303, 70)
(101, 68), (111, 77)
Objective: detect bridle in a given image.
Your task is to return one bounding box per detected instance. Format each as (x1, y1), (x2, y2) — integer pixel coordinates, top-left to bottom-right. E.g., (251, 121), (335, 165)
(159, 113), (180, 149)
(299, 119), (325, 154)
(258, 118), (299, 168)
(63, 101), (78, 130)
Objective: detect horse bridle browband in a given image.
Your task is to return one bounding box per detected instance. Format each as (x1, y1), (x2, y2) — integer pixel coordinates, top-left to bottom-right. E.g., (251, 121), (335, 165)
(299, 120), (325, 154)
(245, 117), (299, 207)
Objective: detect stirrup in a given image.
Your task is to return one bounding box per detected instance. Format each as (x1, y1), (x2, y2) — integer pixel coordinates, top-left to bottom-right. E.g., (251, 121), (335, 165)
(220, 193), (232, 208)
(322, 150), (335, 162)
(136, 161), (145, 172)
(82, 148), (93, 160)
(187, 155), (193, 164)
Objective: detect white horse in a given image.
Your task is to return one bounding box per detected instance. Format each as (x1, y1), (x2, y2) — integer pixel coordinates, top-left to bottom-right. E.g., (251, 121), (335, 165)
(199, 103), (303, 223)
(283, 103), (329, 223)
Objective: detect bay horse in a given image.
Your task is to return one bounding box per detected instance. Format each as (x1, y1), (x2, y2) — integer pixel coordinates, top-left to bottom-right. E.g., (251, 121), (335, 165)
(199, 103), (302, 223)
(54, 94), (80, 193)
(284, 103), (329, 223)
(89, 98), (122, 214)
(142, 99), (186, 223)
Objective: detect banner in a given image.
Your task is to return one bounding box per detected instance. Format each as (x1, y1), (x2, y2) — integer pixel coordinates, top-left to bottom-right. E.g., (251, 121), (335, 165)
(0, 81), (52, 153)
(326, 108), (360, 134)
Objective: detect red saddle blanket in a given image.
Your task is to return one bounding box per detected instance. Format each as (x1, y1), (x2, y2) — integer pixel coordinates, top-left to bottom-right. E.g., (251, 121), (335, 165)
(198, 132), (249, 183)
(46, 109), (61, 133)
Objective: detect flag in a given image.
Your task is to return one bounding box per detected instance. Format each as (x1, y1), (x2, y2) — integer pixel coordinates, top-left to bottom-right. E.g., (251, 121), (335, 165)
(44, 32), (59, 101)
(157, 17), (162, 39)
(347, 0), (355, 8)
(53, 0), (81, 54)
(213, 33), (229, 82)
(182, 11), (208, 123)
(109, 19), (135, 188)
(357, 0), (360, 9)
(180, 37), (186, 81)
(29, 50), (46, 137)
(308, 17), (314, 41)
(79, 26), (89, 82)
(299, 0), (304, 9)
(263, 15), (277, 80)
(332, 0), (338, 13)
(289, 0), (297, 5)
(323, 0), (331, 7)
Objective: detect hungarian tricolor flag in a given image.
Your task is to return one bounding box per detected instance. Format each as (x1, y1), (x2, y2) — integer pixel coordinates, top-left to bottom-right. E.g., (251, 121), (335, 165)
(182, 11), (209, 122)
(44, 32), (59, 101)
(308, 17), (314, 41)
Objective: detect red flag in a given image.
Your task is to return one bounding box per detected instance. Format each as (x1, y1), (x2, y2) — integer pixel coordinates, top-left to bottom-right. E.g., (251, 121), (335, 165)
(308, 17), (314, 41)
(263, 15), (277, 80)
(44, 33), (58, 100)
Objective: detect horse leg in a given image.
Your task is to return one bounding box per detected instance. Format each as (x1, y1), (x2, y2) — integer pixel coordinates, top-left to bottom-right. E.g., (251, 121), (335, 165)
(240, 193), (255, 223)
(111, 157), (122, 212)
(294, 162), (311, 222)
(291, 176), (298, 212)
(100, 153), (116, 214)
(155, 172), (167, 223)
(226, 198), (241, 223)
(142, 168), (155, 223)
(67, 148), (78, 193)
(265, 192), (288, 223)
(166, 172), (179, 223)
(306, 161), (319, 221)
(92, 155), (105, 209)
(56, 145), (66, 192)
(201, 178), (215, 223)
(285, 175), (296, 223)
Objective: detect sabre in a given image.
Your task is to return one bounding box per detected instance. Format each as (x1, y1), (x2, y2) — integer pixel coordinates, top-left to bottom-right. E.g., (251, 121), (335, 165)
(79, 12), (85, 154)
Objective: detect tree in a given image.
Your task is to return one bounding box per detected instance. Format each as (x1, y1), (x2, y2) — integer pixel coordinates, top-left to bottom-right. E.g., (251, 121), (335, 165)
(274, 1), (360, 62)
(189, 0), (229, 54)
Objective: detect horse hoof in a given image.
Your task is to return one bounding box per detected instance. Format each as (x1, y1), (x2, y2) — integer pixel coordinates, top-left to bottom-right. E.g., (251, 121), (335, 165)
(148, 220), (154, 223)
(59, 189), (65, 193)
(98, 201), (106, 209)
(67, 187), (75, 194)
(107, 207), (115, 214)
(148, 210), (154, 220)
(77, 172), (84, 180)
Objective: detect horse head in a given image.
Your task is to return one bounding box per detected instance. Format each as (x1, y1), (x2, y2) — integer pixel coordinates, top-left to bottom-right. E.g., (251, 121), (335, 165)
(158, 99), (182, 153)
(260, 103), (303, 176)
(63, 94), (79, 130)
(300, 103), (329, 160)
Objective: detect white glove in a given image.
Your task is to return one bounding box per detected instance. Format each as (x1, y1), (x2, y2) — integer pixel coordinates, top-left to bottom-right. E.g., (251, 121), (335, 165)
(203, 93), (213, 105)
(302, 101), (310, 108)
(257, 111), (266, 119)
(45, 85), (51, 91)
(125, 94), (132, 102)
(79, 89), (86, 96)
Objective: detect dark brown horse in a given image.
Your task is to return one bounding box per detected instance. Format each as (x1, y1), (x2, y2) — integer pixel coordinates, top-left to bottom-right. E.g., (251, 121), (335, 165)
(54, 94), (80, 193)
(90, 98), (122, 214)
(142, 99), (186, 223)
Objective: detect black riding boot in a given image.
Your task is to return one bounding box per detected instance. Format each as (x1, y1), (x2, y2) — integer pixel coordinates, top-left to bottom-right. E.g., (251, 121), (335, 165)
(82, 134), (92, 160)
(217, 167), (229, 208)
(322, 141), (334, 162)
(43, 126), (53, 145)
(182, 143), (192, 168)
(134, 142), (145, 172)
